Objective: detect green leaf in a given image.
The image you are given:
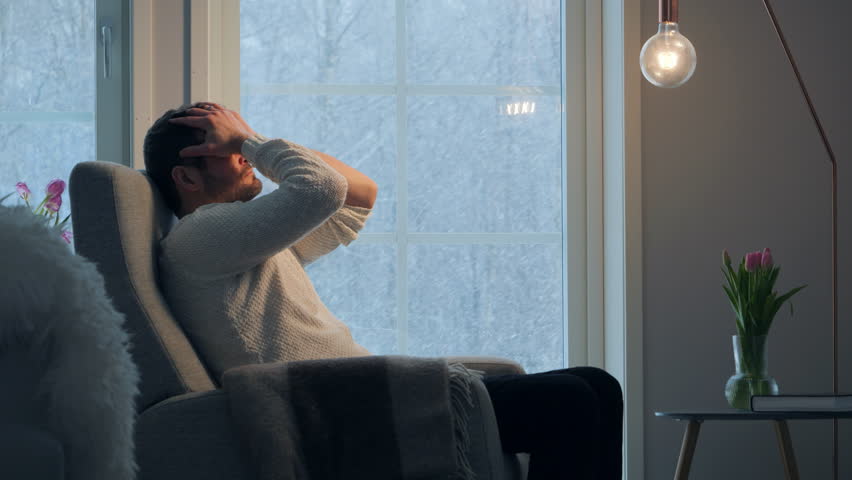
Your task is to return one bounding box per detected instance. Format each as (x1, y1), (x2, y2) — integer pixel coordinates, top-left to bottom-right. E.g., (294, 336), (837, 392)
(768, 266), (780, 288)
(722, 284), (740, 314)
(0, 191), (14, 204)
(738, 261), (749, 306)
(760, 293), (777, 332)
(767, 285), (806, 324)
(778, 285), (806, 305)
(726, 259), (738, 280)
(721, 267), (740, 299)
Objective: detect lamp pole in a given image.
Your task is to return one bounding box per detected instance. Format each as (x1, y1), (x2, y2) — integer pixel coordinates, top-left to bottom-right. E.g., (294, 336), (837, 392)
(759, 1), (839, 477)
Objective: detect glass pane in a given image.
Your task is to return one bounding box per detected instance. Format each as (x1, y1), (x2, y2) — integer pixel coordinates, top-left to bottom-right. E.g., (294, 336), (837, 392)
(306, 243), (399, 354)
(0, 0), (94, 241)
(0, 123), (95, 225)
(240, 0), (396, 85)
(0, 0), (95, 112)
(241, 0), (566, 368)
(407, 0), (561, 85)
(241, 94), (397, 233)
(407, 244), (562, 373)
(408, 95), (562, 233)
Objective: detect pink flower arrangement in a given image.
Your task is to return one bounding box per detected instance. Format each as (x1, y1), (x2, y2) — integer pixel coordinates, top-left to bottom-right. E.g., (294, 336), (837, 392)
(722, 248), (806, 336)
(1, 179), (72, 244)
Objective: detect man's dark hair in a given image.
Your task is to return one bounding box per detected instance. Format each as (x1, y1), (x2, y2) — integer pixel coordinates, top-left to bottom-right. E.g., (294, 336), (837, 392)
(143, 103), (208, 213)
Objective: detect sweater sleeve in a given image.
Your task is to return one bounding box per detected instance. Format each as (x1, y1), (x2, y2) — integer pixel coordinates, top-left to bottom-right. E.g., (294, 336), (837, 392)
(162, 136), (348, 278)
(290, 204), (372, 266)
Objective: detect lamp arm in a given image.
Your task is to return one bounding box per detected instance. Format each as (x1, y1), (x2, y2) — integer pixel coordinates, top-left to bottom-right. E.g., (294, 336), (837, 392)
(761, 0), (837, 165)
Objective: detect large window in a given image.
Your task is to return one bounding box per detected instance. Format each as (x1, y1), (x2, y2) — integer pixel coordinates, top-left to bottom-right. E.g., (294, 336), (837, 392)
(240, 0), (565, 373)
(0, 0), (129, 226)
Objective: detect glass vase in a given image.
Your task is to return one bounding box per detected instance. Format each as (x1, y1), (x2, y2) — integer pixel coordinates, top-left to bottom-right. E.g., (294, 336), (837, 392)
(724, 334), (779, 410)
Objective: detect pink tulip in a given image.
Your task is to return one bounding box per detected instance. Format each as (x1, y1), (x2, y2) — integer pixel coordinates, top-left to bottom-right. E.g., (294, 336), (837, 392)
(61, 229), (73, 244)
(745, 251), (762, 272)
(761, 248), (773, 268)
(16, 182), (31, 201)
(45, 194), (62, 213)
(46, 179), (65, 198)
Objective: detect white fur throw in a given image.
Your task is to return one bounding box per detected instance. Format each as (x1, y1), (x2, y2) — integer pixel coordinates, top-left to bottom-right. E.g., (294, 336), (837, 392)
(0, 205), (140, 480)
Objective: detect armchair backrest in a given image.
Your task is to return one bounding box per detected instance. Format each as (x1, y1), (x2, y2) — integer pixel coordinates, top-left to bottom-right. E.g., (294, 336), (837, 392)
(70, 161), (214, 410)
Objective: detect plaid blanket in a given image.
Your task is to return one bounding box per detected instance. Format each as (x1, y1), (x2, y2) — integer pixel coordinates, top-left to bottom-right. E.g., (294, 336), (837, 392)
(223, 356), (478, 480)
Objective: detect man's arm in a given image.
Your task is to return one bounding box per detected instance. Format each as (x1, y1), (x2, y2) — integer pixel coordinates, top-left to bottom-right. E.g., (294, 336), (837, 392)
(308, 149), (377, 209)
(290, 203), (372, 267)
(287, 151), (376, 266)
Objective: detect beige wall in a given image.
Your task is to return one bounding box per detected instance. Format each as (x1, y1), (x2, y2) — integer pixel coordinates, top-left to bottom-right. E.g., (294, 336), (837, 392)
(640, 0), (852, 478)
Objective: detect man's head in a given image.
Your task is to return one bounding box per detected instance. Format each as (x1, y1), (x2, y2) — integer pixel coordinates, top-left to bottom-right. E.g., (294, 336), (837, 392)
(143, 103), (262, 217)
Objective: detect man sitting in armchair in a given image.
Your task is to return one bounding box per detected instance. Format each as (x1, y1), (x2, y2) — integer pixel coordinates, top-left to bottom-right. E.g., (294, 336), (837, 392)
(145, 101), (623, 479)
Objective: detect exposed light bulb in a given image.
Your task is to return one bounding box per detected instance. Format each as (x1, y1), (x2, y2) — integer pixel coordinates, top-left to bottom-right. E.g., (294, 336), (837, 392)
(640, 22), (697, 88)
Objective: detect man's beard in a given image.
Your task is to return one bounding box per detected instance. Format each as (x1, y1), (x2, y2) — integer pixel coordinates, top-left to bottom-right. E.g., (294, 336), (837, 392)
(238, 176), (263, 202)
(202, 170), (262, 203)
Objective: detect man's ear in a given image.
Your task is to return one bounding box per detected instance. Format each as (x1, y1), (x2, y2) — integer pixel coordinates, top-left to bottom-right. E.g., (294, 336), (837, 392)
(171, 165), (204, 193)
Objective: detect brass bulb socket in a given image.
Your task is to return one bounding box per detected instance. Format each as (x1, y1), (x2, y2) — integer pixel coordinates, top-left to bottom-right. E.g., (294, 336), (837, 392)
(659, 0), (679, 23)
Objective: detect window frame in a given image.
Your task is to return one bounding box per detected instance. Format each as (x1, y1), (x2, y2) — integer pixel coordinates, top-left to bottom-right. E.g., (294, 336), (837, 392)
(96, 0), (133, 166)
(601, 0), (644, 478)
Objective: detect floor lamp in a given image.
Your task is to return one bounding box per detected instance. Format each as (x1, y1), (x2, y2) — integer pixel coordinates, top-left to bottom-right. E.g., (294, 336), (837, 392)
(640, 0), (840, 478)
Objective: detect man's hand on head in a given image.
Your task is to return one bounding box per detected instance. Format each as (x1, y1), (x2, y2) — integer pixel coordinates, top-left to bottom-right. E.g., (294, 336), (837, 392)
(168, 103), (258, 159)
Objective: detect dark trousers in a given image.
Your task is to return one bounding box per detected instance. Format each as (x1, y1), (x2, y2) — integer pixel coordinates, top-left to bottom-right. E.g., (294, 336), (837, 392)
(482, 367), (624, 480)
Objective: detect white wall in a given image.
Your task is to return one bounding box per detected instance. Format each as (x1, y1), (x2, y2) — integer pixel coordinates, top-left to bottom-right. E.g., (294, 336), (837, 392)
(640, 0), (852, 478)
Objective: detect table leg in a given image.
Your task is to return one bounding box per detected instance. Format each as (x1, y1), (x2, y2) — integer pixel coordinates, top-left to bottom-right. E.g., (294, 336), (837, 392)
(674, 420), (701, 480)
(773, 420), (800, 480)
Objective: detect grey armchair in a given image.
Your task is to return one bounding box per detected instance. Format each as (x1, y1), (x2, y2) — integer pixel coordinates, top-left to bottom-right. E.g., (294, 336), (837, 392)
(68, 160), (529, 480)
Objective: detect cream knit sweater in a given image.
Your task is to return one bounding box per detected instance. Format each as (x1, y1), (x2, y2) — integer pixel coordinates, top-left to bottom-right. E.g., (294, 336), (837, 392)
(159, 135), (371, 381)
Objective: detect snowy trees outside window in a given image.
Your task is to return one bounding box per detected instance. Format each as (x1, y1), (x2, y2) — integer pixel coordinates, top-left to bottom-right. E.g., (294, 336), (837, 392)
(241, 0), (563, 373)
(0, 0), (94, 229)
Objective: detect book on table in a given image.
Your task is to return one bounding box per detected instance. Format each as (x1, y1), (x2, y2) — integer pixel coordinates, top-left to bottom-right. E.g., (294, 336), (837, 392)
(751, 394), (852, 412)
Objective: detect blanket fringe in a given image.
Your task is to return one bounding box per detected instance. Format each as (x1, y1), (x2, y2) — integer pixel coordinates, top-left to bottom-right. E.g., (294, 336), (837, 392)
(448, 362), (482, 480)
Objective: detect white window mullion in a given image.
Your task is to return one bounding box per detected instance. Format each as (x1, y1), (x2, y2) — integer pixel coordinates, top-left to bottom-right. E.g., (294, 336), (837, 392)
(132, 0), (193, 168)
(356, 233), (561, 246)
(395, 0), (409, 356)
(0, 112), (94, 123)
(189, 0), (240, 109)
(603, 0), (644, 478)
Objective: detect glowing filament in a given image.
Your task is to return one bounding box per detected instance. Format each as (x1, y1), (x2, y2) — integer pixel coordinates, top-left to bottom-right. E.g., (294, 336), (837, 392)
(657, 51), (679, 70)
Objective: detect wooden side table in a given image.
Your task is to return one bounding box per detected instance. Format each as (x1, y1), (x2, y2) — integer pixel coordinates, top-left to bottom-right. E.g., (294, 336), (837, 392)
(655, 410), (852, 480)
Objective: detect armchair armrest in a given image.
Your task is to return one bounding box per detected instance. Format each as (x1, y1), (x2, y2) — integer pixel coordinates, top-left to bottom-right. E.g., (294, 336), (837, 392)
(445, 356), (526, 376)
